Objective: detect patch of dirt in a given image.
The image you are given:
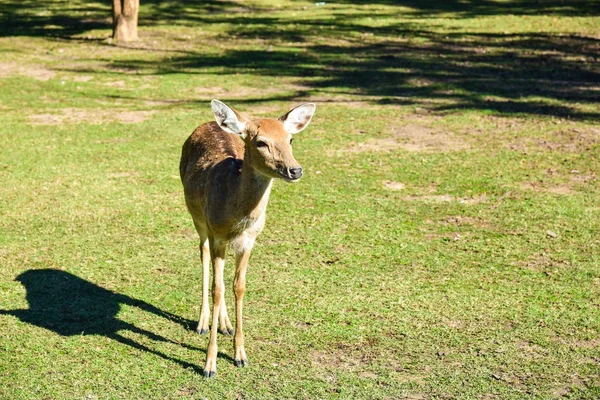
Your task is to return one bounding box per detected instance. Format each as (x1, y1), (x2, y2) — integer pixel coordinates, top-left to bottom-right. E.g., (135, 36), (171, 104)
(555, 338), (600, 350)
(309, 340), (392, 374)
(195, 86), (228, 95)
(311, 348), (368, 371)
(516, 341), (549, 360)
(551, 375), (587, 398)
(520, 182), (574, 195)
(441, 318), (463, 329)
(425, 232), (463, 242)
(103, 80), (126, 88)
(177, 387), (198, 396)
(505, 127), (600, 154)
(73, 75), (93, 83)
(442, 215), (488, 227)
(383, 180), (406, 190)
(461, 194), (489, 205)
(490, 371), (527, 391)
(520, 168), (596, 195)
(116, 111), (154, 123)
(403, 194), (455, 202)
(0, 61), (56, 81)
(295, 321), (312, 330)
(194, 85), (292, 101)
(357, 371), (378, 379)
(28, 108), (155, 125)
(518, 253), (570, 274)
(569, 171), (596, 184)
(402, 194), (488, 204)
(342, 123), (468, 153)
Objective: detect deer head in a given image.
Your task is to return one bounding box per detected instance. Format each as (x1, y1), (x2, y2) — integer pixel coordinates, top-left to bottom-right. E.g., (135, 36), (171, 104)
(211, 100), (316, 182)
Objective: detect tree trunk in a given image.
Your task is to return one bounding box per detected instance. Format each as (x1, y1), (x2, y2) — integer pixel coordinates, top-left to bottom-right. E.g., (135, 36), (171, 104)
(112, 0), (139, 42)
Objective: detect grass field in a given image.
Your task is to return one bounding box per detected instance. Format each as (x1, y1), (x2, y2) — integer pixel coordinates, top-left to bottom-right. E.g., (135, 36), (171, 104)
(1, 0), (599, 398)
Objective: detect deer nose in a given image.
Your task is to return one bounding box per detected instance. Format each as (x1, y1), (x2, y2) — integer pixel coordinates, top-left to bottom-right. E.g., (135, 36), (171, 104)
(289, 167), (303, 180)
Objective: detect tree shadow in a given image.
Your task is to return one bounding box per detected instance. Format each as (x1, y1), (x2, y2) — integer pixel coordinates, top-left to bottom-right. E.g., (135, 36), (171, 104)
(0, 0), (109, 38)
(1, 269), (232, 373)
(0, 0), (248, 38)
(2, 0), (597, 38)
(3, 0), (598, 120)
(86, 30), (598, 120)
(332, 0), (600, 17)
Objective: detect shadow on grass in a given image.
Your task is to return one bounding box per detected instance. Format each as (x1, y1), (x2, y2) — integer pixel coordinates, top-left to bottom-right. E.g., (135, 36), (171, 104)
(333, 0), (600, 17)
(2, 0), (598, 120)
(1, 269), (231, 373)
(85, 31), (599, 120)
(2, 0), (594, 38)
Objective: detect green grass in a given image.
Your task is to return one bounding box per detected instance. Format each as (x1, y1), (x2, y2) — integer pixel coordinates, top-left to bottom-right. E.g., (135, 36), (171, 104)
(1, 0), (599, 398)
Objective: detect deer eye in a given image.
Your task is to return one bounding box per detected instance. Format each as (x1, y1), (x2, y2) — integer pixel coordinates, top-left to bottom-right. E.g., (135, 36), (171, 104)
(289, 138), (294, 145)
(256, 140), (268, 148)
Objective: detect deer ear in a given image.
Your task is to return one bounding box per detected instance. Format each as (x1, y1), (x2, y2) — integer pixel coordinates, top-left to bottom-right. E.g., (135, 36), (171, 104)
(211, 99), (247, 137)
(279, 103), (316, 134)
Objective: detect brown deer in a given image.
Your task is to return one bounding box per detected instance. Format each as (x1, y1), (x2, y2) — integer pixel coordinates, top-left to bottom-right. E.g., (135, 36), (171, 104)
(179, 100), (316, 378)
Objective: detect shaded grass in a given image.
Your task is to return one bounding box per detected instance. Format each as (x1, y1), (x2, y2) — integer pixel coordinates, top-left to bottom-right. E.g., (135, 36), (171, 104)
(1, 0), (600, 399)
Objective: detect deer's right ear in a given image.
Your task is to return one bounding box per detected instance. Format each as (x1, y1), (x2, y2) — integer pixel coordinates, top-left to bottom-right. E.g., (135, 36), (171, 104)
(211, 99), (247, 137)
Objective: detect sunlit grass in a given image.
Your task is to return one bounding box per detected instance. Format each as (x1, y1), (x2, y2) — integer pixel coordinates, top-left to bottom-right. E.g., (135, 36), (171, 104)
(1, 0), (599, 398)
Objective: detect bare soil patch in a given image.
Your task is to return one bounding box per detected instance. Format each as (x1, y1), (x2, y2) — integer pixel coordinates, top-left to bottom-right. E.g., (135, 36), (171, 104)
(402, 194), (488, 205)
(520, 168), (596, 194)
(441, 318), (464, 329)
(403, 194), (454, 202)
(28, 108), (155, 125)
(103, 80), (127, 88)
(520, 181), (574, 195)
(383, 180), (406, 190)
(441, 215), (491, 229)
(506, 126), (600, 153)
(195, 85), (292, 101)
(0, 61), (56, 81)
(73, 75), (94, 83)
(311, 348), (369, 371)
(341, 123), (468, 153)
(519, 253), (570, 274)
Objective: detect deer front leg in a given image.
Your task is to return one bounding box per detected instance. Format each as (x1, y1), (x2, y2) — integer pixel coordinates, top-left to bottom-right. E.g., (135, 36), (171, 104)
(218, 279), (234, 335)
(203, 240), (227, 378)
(233, 248), (251, 367)
(197, 238), (210, 335)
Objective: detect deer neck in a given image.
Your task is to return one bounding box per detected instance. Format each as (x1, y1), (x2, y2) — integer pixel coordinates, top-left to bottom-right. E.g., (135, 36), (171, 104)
(237, 160), (274, 223)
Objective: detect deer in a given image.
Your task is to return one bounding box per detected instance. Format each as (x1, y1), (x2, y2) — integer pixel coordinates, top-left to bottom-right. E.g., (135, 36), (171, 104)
(179, 100), (316, 378)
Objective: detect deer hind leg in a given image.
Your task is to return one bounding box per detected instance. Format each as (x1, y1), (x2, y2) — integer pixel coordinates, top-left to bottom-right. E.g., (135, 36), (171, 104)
(204, 239), (227, 378)
(197, 236), (210, 335)
(233, 248), (251, 367)
(193, 221), (211, 335)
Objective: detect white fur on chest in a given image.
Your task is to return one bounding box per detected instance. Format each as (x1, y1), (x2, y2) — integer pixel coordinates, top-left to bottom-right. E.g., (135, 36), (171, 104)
(230, 179), (272, 254)
(231, 212), (265, 254)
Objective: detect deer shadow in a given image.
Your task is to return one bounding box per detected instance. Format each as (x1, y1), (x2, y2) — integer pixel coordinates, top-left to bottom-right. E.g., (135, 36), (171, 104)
(1, 269), (232, 373)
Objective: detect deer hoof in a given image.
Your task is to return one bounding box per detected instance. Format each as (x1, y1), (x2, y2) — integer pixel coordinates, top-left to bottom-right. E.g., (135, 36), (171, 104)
(219, 328), (234, 336)
(203, 369), (216, 378)
(197, 328), (208, 335)
(234, 358), (248, 368)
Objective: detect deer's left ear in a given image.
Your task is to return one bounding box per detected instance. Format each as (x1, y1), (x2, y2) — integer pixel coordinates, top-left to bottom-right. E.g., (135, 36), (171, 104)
(279, 103), (316, 134)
